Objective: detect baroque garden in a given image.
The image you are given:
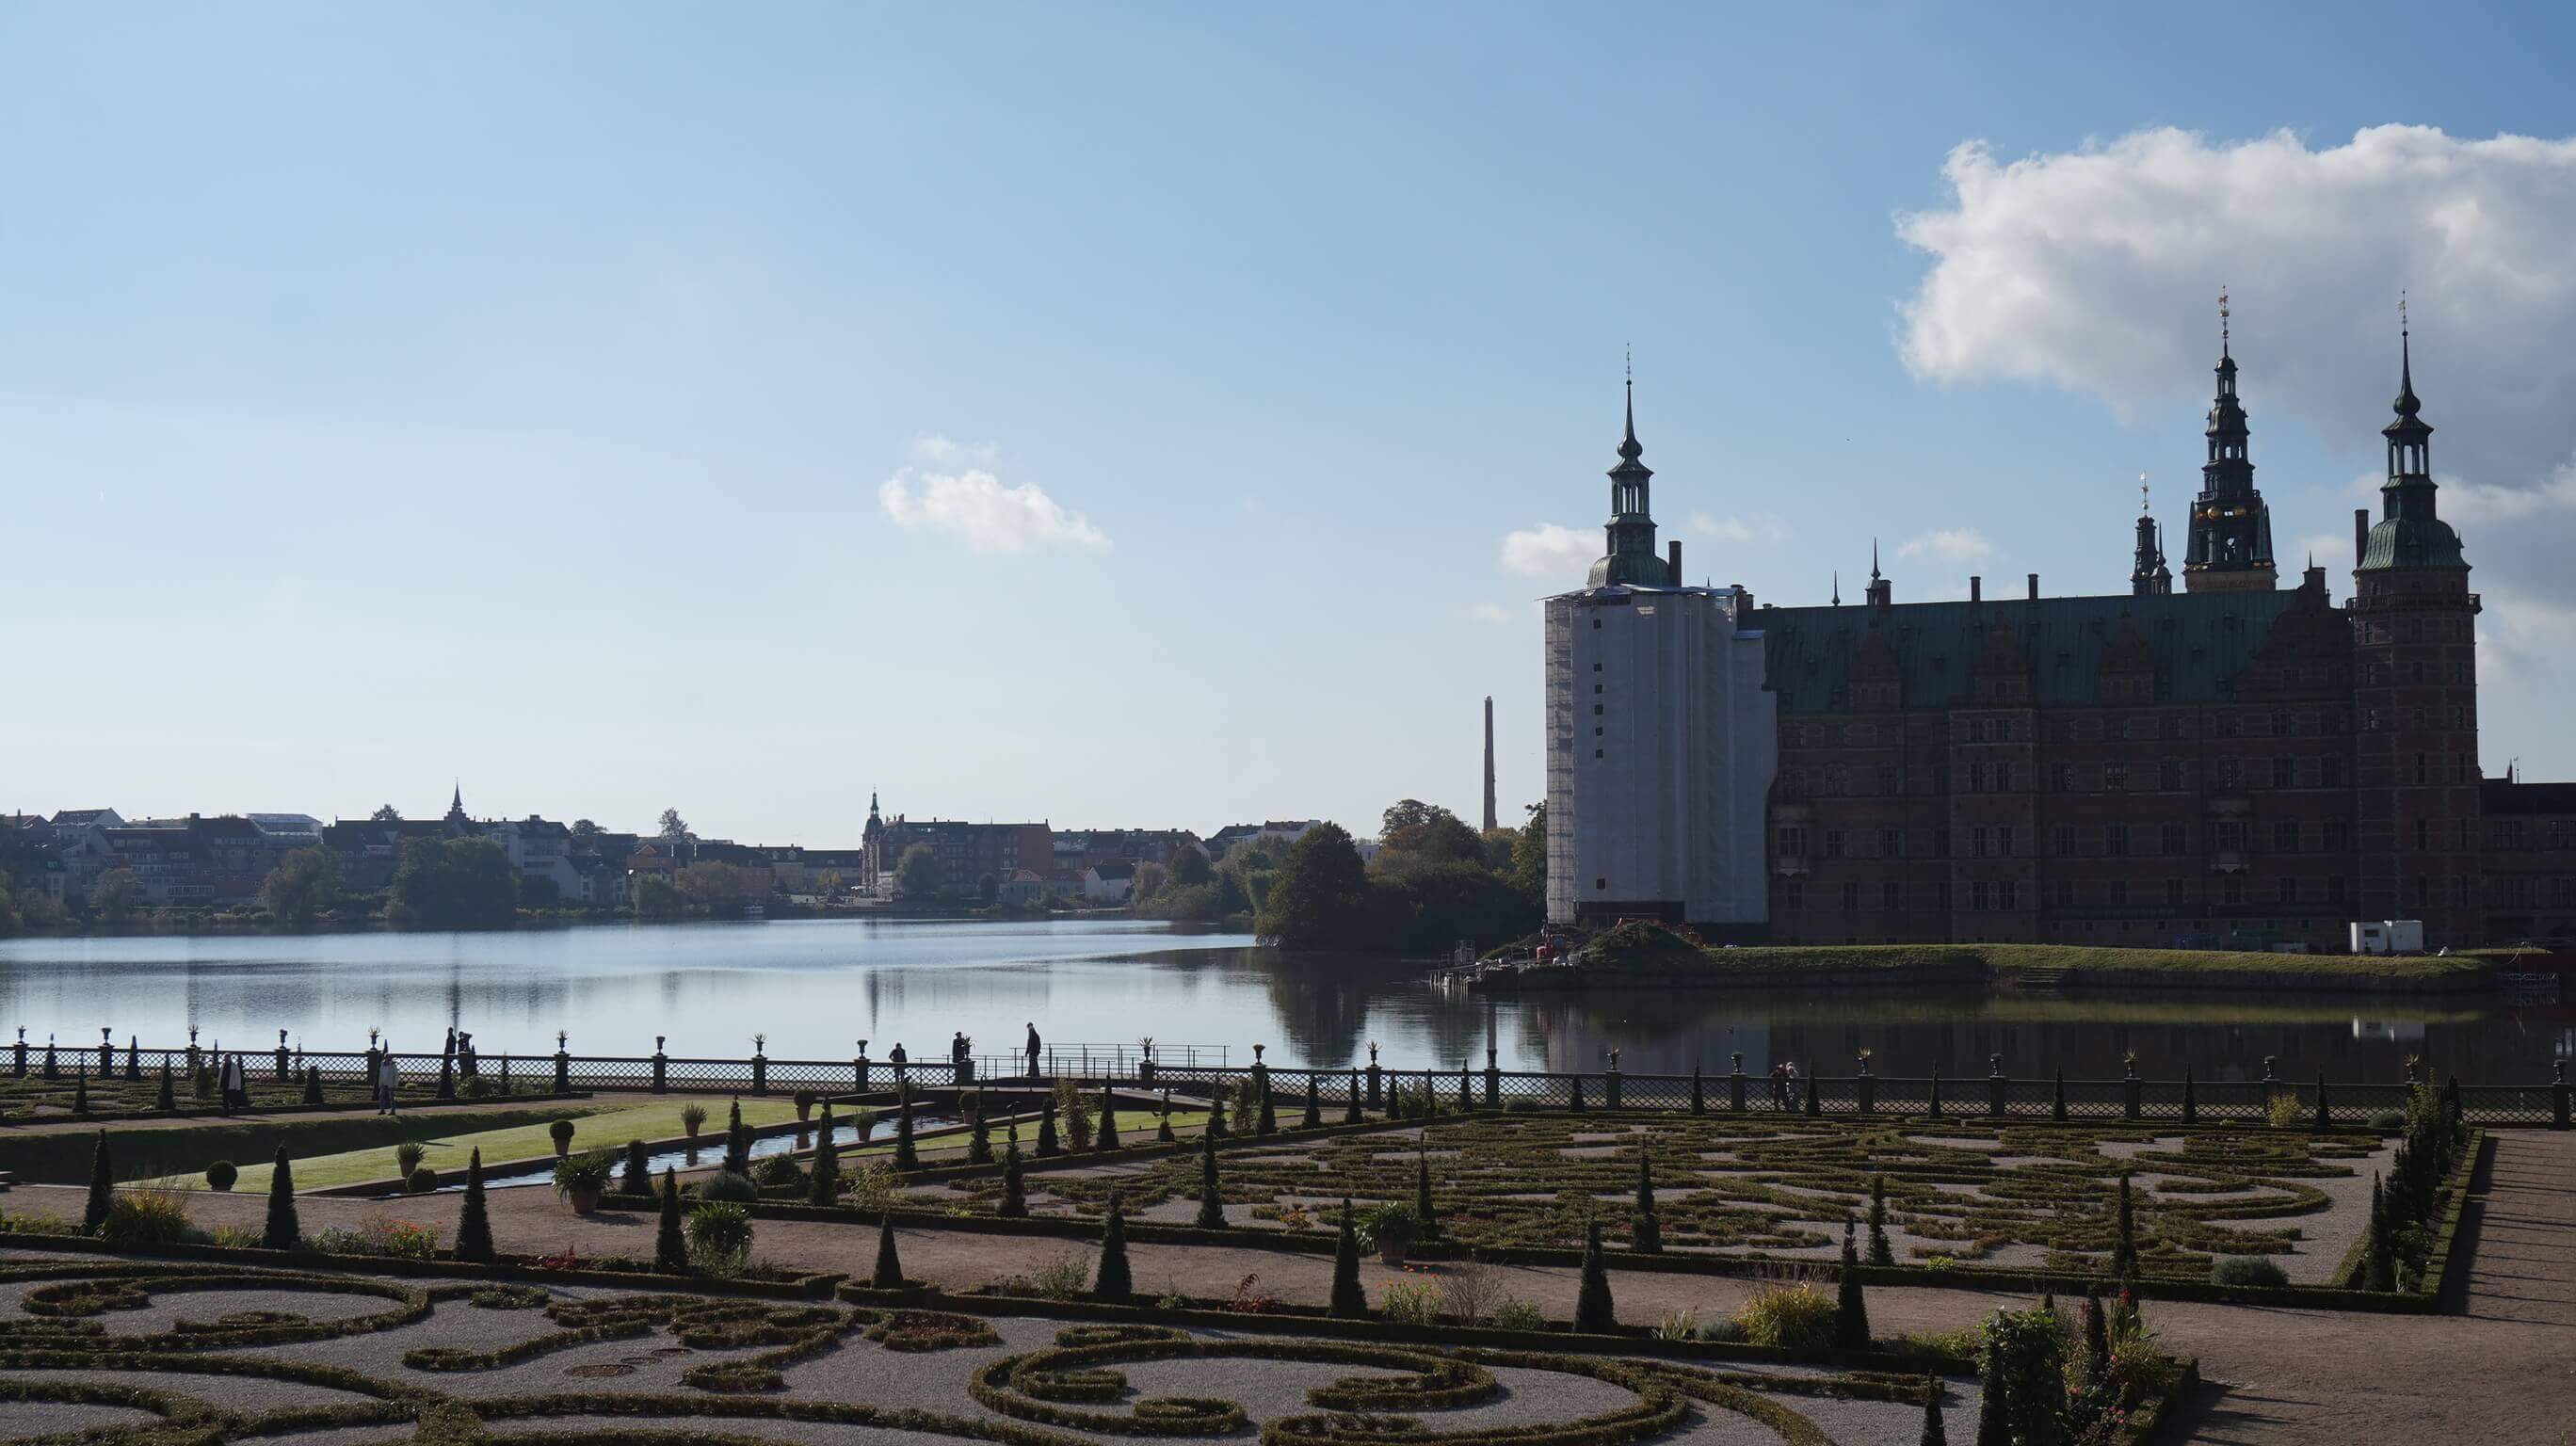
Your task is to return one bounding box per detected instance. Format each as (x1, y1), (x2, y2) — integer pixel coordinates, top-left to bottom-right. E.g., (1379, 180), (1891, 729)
(0, 1034), (2547, 1446)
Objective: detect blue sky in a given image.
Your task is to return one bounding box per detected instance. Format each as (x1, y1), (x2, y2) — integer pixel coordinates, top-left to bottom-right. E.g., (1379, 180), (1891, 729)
(9, 3), (2576, 844)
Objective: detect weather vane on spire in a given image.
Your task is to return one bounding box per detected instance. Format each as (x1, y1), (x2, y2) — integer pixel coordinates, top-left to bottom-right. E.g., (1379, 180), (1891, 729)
(2139, 472), (2150, 515)
(2218, 286), (2230, 348)
(1624, 343), (1632, 387)
(2399, 289), (2408, 334)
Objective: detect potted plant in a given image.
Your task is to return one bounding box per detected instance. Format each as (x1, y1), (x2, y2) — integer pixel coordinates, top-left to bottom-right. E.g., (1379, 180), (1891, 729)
(550, 1118), (577, 1158)
(794, 1089), (817, 1122)
(553, 1149), (616, 1215)
(1360, 1201), (1422, 1267)
(681, 1102), (708, 1139)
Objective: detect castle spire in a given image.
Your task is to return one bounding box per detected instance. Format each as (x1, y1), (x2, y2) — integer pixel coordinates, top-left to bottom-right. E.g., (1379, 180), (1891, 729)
(1586, 358), (1664, 587)
(2132, 474), (2171, 596)
(2360, 303), (2464, 571)
(2182, 293), (2276, 592)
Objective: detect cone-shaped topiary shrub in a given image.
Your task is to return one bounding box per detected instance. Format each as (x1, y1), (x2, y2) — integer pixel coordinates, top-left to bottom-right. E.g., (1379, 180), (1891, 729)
(1328, 1197), (1366, 1319)
(72, 1068), (88, 1117)
(2182, 1069), (2198, 1125)
(723, 1098), (749, 1175)
(1834, 1218), (1870, 1348)
(1305, 1072), (1323, 1129)
(1868, 1174), (1895, 1266)
(2314, 1068), (2331, 1132)
(1569, 1076), (1587, 1114)
(2111, 1173), (2139, 1281)
(894, 1095), (920, 1171)
(1093, 1190), (1133, 1302)
(655, 1167), (687, 1273)
(2080, 1293), (2110, 1385)
(456, 1149), (495, 1262)
(872, 1211), (905, 1289)
(1036, 1099), (1060, 1159)
(1157, 1092), (1176, 1145)
(1416, 1146), (1441, 1242)
(2364, 1173), (2396, 1291)
(1097, 1086), (1119, 1151)
(810, 1107), (841, 1206)
(1804, 1071), (1819, 1117)
(969, 1101), (993, 1165)
(1973, 1325), (2007, 1446)
(1573, 1212), (1615, 1332)
(622, 1139), (653, 1197)
(263, 1147), (301, 1250)
(156, 1062), (175, 1112)
(1690, 1064), (1705, 1115)
(1257, 1077), (1278, 1136)
(83, 1131), (114, 1235)
(1194, 1123), (1225, 1229)
(1345, 1071), (1362, 1124)
(1920, 1377), (1949, 1446)
(2052, 1068), (2067, 1122)
(1632, 1150), (1660, 1254)
(303, 1066), (324, 1105)
(999, 1132), (1028, 1217)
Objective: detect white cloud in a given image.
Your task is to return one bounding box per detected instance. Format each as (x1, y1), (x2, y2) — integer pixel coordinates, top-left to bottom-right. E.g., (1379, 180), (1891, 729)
(1461, 602), (1519, 624)
(1499, 522), (1597, 579)
(1896, 124), (2576, 563)
(907, 434), (999, 468)
(1686, 511), (1791, 545)
(877, 440), (1108, 554)
(1896, 527), (1994, 564)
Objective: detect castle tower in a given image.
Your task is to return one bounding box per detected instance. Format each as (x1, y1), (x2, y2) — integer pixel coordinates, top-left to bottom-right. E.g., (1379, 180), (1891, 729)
(2182, 297), (2278, 592)
(1586, 371), (1674, 587)
(2131, 477), (2172, 596)
(2351, 313), (2481, 944)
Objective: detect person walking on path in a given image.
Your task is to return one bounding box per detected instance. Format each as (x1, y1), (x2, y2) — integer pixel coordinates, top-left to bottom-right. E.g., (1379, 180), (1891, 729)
(1025, 1022), (1041, 1081)
(376, 1048), (400, 1115)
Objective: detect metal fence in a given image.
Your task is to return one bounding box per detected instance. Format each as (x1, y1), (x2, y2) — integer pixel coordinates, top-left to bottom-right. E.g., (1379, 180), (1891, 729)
(8, 1037), (2568, 1127)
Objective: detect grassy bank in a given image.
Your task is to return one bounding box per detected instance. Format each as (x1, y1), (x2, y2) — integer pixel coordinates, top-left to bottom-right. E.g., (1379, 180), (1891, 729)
(141, 1095), (802, 1193)
(0, 1103), (592, 1186)
(1579, 925), (2494, 982)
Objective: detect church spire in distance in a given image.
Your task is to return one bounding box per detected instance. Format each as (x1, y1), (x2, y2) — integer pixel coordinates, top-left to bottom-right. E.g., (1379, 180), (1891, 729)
(2359, 294), (2466, 572)
(2132, 473), (2171, 596)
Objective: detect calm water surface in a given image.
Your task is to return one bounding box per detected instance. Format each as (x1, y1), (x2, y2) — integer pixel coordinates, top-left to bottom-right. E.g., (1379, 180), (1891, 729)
(0, 918), (2564, 1084)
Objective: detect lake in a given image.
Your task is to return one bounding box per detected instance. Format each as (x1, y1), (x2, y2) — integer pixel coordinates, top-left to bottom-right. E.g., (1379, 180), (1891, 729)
(0, 918), (2562, 1084)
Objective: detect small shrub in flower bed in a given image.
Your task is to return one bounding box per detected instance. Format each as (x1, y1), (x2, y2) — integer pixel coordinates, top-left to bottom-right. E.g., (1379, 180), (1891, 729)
(309, 1212), (443, 1261)
(98, 1191), (197, 1249)
(2208, 1255), (2289, 1287)
(1732, 1279), (1837, 1352)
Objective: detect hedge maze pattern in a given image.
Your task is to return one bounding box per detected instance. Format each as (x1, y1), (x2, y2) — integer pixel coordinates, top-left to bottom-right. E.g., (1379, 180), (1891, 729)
(0, 1254), (1962, 1445)
(926, 1115), (2387, 1279)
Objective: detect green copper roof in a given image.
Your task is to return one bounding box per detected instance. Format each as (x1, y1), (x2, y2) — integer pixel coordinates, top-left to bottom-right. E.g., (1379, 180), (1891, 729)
(1761, 588), (2307, 715)
(2358, 511), (2467, 570)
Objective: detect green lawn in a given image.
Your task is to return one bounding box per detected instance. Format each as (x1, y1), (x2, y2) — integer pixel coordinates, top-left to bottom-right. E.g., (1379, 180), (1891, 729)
(150, 1096), (802, 1192)
(1591, 939), (2490, 981)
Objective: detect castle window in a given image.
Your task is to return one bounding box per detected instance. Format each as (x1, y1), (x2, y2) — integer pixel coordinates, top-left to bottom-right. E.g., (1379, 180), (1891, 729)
(2274, 821), (2301, 853)
(2051, 826), (2076, 858)
(1778, 827), (1808, 858)
(2414, 752), (2428, 785)
(1783, 881), (1803, 910)
(1881, 828), (1905, 858)
(1972, 827), (1991, 859)
(2108, 880), (2129, 907)
(2273, 757), (2298, 788)
(2104, 763), (2128, 792)
(2414, 818), (2430, 851)
(1997, 827), (2015, 858)
(2053, 764), (2077, 792)
(1824, 829), (1847, 860)
(1596, 877), (1607, 890)
(2106, 825), (2131, 857)
(1971, 881), (1990, 910)
(2278, 876), (2300, 905)
(2159, 758), (2185, 791)
(2053, 879), (2077, 908)
(2222, 876), (2246, 906)
(1841, 882), (1860, 910)
(2271, 712), (2293, 736)
(2217, 757), (2243, 788)
(1876, 764), (1899, 795)
(2166, 878), (2186, 906)
(1997, 880), (2019, 910)
(1934, 828), (1953, 858)
(2217, 713), (2243, 738)
(1882, 881), (1905, 910)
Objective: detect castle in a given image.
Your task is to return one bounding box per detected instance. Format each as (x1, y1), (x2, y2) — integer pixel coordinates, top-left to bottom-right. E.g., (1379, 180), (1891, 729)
(1544, 321), (2571, 951)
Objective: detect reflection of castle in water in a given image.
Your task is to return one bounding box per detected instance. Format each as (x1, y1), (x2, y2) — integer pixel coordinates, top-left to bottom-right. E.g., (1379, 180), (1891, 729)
(1509, 989), (2567, 1086)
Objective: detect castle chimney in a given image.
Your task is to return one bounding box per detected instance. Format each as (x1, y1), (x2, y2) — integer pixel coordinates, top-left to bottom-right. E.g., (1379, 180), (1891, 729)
(2027, 572), (2039, 600)
(2354, 507), (2370, 567)
(1666, 540), (1682, 586)
(1970, 575), (1982, 602)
